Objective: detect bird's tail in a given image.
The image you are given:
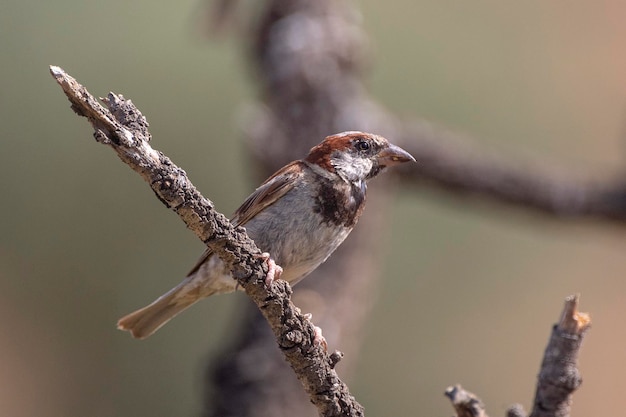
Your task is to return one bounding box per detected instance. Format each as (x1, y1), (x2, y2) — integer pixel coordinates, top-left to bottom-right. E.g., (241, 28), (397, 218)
(117, 277), (216, 339)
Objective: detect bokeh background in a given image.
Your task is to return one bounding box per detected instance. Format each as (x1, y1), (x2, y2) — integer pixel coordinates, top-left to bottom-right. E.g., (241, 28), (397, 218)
(2, 1), (625, 416)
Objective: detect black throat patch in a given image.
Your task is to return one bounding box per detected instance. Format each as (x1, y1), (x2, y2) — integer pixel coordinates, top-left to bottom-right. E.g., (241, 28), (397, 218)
(313, 176), (366, 228)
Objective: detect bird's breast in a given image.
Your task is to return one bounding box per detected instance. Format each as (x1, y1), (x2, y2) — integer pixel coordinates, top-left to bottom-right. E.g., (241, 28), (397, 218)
(243, 177), (360, 284)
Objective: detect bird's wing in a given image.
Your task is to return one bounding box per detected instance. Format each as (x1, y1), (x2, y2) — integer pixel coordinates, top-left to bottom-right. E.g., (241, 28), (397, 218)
(186, 161), (304, 277)
(231, 161), (303, 227)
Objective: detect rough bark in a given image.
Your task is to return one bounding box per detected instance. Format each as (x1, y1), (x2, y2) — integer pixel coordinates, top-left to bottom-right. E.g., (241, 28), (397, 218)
(529, 295), (590, 417)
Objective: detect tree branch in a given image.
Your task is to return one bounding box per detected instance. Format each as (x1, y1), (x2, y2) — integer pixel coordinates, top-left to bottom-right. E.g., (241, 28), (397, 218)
(49, 65), (364, 417)
(529, 294), (590, 417)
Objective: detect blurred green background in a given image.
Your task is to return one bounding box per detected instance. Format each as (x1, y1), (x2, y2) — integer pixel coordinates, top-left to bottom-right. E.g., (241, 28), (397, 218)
(2, 1), (625, 416)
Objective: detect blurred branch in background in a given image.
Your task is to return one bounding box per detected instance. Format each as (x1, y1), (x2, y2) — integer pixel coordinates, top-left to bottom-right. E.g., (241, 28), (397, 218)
(396, 123), (626, 222)
(49, 66), (364, 417)
(204, 0), (611, 416)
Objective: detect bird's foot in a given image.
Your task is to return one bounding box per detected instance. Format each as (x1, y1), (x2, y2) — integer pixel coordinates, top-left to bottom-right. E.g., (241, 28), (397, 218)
(304, 313), (328, 352)
(313, 325), (328, 351)
(256, 252), (283, 287)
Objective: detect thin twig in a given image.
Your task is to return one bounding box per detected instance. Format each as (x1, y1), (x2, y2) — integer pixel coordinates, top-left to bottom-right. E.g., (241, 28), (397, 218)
(444, 385), (489, 417)
(49, 65), (364, 417)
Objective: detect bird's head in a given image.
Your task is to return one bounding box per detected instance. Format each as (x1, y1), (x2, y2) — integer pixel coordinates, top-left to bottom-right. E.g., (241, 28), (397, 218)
(305, 131), (415, 186)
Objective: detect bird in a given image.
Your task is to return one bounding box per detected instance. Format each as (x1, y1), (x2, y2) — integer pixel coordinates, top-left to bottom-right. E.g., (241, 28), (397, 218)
(117, 131), (415, 339)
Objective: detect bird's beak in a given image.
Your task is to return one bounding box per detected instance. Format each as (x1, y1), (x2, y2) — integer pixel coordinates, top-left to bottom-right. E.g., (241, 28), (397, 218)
(376, 144), (416, 167)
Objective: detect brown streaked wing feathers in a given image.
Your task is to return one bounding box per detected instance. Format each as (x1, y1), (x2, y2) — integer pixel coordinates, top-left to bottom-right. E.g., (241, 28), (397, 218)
(186, 161), (304, 277)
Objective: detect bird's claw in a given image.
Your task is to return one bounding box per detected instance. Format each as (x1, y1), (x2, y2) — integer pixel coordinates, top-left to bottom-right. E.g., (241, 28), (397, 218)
(304, 313), (328, 351)
(256, 252), (283, 287)
(313, 325), (328, 352)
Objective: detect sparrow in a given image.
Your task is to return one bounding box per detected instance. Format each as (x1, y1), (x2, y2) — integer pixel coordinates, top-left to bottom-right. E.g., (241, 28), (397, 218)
(117, 131), (415, 339)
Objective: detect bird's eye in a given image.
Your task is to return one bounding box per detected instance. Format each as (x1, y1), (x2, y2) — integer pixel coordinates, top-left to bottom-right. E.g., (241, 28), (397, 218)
(355, 140), (370, 152)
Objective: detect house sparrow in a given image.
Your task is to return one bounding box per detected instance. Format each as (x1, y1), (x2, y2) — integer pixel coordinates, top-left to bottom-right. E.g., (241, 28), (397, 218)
(117, 131), (415, 339)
